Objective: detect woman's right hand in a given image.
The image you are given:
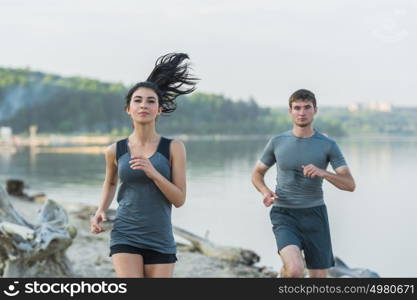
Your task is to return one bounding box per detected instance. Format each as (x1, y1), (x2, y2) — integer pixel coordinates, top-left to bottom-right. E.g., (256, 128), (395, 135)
(90, 210), (107, 234)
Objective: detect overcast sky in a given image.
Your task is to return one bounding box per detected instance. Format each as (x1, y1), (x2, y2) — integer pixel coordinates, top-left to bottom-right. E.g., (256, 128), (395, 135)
(0, 0), (415, 107)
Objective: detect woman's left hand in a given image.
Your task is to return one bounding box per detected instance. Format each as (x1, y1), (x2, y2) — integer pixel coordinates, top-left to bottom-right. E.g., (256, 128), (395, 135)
(129, 156), (160, 180)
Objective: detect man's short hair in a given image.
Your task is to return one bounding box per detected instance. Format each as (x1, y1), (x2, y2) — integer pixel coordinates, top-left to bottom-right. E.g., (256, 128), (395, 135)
(289, 89), (317, 108)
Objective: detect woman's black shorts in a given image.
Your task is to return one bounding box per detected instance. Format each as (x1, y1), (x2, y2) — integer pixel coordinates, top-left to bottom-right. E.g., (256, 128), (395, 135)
(109, 244), (177, 265)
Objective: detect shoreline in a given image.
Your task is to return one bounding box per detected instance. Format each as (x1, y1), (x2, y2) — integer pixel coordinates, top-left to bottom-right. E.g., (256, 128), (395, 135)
(2, 134), (416, 156)
(10, 134), (272, 147)
(10, 132), (417, 144)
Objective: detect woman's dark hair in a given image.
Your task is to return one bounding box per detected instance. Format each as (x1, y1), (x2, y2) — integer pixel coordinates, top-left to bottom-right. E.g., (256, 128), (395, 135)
(289, 89), (317, 108)
(125, 53), (198, 113)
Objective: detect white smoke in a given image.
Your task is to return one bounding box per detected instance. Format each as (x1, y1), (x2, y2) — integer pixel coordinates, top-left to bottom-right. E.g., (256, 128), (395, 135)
(0, 81), (59, 121)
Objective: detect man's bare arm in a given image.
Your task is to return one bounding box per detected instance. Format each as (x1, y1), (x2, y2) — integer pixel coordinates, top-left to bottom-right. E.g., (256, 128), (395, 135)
(252, 161), (279, 207)
(303, 164), (355, 192)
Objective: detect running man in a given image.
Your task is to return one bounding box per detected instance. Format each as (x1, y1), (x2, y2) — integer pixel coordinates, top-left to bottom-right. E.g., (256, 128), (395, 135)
(251, 89), (355, 278)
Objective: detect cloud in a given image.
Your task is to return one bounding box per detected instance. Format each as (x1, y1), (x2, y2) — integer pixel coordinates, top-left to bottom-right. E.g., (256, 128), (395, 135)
(364, 9), (409, 43)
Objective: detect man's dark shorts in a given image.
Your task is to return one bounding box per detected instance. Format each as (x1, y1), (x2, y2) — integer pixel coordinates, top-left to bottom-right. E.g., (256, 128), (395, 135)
(270, 205), (335, 269)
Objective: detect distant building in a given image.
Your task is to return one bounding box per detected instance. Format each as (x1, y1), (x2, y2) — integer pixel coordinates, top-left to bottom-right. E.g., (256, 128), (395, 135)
(0, 126), (12, 143)
(368, 101), (392, 112)
(0, 126), (17, 153)
(347, 102), (392, 112)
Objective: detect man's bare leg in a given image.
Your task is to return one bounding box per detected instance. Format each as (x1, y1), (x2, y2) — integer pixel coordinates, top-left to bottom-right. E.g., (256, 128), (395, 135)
(308, 269), (328, 278)
(278, 245), (305, 278)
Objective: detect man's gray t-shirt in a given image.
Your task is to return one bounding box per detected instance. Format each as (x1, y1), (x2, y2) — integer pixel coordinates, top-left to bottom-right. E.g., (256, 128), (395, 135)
(260, 130), (347, 208)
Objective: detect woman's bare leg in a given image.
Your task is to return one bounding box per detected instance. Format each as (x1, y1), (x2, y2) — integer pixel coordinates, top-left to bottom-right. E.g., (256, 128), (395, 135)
(144, 263), (175, 278)
(112, 253), (145, 278)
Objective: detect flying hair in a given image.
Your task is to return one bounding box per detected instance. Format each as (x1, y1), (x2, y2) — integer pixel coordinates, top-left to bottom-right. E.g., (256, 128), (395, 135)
(126, 53), (199, 113)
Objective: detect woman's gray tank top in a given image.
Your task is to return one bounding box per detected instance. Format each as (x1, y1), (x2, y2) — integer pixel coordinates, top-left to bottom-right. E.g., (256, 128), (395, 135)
(110, 136), (176, 254)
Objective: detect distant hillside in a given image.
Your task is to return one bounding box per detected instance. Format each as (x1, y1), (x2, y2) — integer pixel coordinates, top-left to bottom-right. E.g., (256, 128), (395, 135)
(0, 67), (126, 133)
(7, 66), (416, 137)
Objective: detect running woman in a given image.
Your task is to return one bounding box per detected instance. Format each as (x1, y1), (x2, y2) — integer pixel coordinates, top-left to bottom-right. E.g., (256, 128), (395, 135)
(90, 53), (198, 278)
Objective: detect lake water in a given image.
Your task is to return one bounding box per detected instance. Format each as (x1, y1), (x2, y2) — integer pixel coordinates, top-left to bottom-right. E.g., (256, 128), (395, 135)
(1, 136), (416, 277)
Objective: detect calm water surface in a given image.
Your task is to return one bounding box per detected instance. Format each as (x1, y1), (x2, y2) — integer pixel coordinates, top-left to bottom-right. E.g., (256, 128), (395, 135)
(1, 136), (416, 277)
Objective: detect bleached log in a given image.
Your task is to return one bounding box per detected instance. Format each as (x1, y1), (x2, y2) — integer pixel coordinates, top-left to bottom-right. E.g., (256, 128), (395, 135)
(328, 257), (380, 278)
(173, 226), (260, 266)
(0, 186), (76, 277)
(0, 222), (35, 240)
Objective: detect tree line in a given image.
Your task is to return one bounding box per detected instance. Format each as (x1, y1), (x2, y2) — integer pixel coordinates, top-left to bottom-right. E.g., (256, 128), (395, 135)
(1, 67), (416, 137)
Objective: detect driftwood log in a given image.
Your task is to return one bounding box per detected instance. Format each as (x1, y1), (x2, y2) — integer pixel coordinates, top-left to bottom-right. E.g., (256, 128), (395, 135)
(173, 226), (260, 266)
(0, 186), (77, 277)
(329, 257), (379, 278)
(68, 203), (260, 266)
(173, 226), (380, 276)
